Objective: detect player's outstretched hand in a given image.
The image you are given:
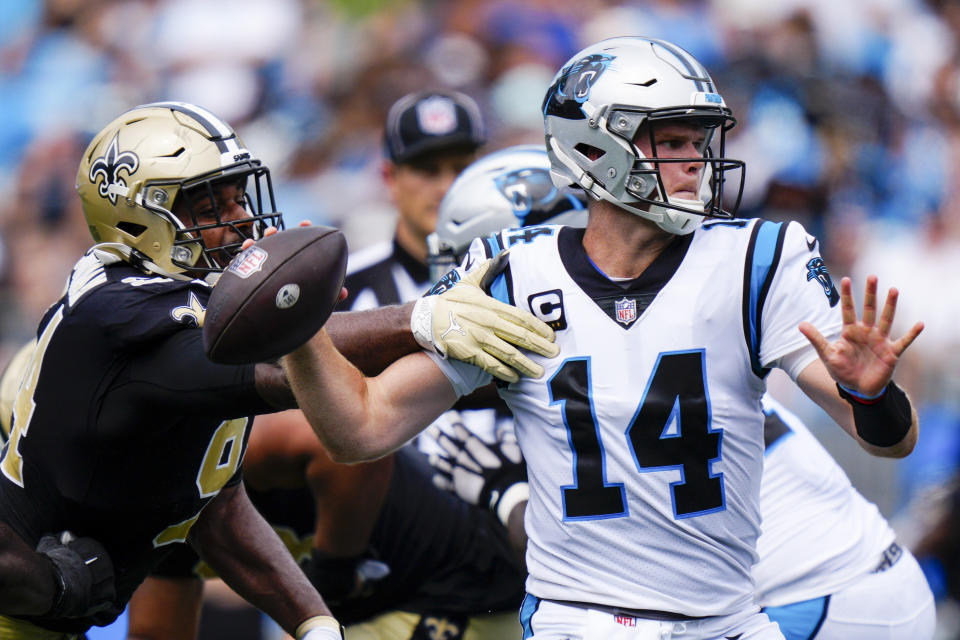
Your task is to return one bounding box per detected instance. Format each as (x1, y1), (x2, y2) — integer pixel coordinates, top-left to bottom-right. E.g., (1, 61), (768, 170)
(36, 530), (118, 619)
(411, 253), (560, 383)
(799, 275), (924, 397)
(428, 417), (528, 526)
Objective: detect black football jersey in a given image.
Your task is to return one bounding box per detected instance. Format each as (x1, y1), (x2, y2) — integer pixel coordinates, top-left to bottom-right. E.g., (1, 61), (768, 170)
(152, 445), (524, 623)
(334, 445), (524, 623)
(0, 251), (273, 633)
(152, 239), (524, 624)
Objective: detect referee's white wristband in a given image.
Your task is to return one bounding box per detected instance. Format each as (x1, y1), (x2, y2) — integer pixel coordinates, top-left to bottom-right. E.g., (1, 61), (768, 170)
(496, 482), (529, 526)
(296, 615), (343, 640)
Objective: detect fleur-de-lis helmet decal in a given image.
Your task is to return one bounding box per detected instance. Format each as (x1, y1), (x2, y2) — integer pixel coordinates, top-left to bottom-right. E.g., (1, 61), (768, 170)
(88, 133), (140, 204)
(76, 102), (284, 278)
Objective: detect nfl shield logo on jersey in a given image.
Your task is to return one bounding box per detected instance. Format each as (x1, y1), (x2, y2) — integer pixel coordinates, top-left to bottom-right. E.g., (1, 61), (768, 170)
(615, 297), (636, 325)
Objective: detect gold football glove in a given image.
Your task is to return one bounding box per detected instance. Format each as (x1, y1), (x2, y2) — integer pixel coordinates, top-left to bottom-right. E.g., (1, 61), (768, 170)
(411, 254), (559, 382)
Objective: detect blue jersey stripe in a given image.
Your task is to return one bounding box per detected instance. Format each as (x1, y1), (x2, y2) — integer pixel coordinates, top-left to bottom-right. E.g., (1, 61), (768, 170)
(490, 273), (510, 305)
(485, 234), (504, 259)
(520, 593), (540, 639)
(763, 595), (831, 639)
(743, 221), (786, 377)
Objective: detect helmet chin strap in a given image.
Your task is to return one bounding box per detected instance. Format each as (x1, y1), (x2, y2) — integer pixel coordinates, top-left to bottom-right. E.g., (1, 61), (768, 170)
(647, 198), (705, 235)
(90, 243), (199, 282)
(665, 194), (705, 214)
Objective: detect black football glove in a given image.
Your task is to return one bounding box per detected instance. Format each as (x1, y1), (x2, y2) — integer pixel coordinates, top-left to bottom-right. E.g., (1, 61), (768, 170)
(36, 531), (117, 619)
(428, 416), (529, 526)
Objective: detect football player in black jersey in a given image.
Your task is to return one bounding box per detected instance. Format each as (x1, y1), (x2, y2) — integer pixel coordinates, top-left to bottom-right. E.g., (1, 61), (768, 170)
(0, 102), (556, 640)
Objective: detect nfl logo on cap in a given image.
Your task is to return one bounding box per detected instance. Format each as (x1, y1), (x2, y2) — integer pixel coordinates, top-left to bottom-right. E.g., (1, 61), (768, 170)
(416, 96), (458, 136)
(384, 89), (486, 164)
(615, 297), (637, 325)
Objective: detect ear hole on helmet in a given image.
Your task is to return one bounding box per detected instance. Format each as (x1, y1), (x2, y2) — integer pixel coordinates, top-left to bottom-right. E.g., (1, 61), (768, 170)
(575, 143), (605, 161)
(117, 222), (147, 238)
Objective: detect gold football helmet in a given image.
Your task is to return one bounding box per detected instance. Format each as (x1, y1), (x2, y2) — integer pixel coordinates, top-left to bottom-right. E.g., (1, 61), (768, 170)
(76, 102), (282, 277)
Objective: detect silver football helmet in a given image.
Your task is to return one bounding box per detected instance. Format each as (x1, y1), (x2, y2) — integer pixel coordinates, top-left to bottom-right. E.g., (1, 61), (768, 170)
(76, 102), (282, 278)
(543, 36), (744, 235)
(427, 144), (588, 282)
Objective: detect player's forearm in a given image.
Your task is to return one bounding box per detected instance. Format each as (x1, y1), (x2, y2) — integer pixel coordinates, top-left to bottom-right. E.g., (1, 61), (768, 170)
(849, 398), (918, 459)
(307, 456), (394, 556)
(191, 484), (332, 635)
(284, 330), (453, 462)
(798, 364), (918, 458)
(126, 575), (203, 640)
(0, 523), (58, 615)
(827, 385), (917, 458)
(254, 303), (420, 411)
(284, 329), (387, 461)
(324, 303), (419, 376)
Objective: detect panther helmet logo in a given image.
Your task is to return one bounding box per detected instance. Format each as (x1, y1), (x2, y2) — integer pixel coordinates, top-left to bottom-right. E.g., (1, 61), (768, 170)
(495, 167), (568, 226)
(88, 133), (140, 205)
(806, 257), (840, 307)
(543, 53), (614, 120)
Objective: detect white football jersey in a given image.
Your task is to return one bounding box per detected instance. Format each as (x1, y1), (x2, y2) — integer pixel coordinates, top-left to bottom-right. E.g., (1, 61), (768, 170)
(430, 219), (842, 616)
(755, 396), (895, 607)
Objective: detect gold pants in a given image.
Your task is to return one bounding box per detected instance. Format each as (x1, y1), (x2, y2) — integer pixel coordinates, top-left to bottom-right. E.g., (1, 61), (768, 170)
(0, 616), (80, 640)
(345, 610), (520, 640)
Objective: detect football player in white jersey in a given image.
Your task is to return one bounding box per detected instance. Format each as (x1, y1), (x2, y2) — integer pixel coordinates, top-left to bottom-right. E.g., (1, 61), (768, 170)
(281, 37), (924, 640)
(431, 397), (936, 640)
(426, 145), (936, 640)
(755, 397), (934, 638)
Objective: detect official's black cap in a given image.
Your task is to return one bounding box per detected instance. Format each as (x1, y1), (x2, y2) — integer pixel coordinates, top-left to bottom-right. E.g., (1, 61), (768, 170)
(384, 90), (485, 164)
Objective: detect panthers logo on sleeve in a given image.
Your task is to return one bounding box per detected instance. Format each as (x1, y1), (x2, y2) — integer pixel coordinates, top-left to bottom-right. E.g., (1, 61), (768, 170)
(805, 257), (840, 307)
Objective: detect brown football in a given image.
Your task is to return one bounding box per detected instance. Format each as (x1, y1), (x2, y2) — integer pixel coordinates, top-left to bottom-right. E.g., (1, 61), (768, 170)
(203, 226), (348, 364)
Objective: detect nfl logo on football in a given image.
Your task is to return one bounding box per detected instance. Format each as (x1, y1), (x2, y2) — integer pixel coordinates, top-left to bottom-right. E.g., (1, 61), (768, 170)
(615, 297), (636, 325)
(229, 246), (268, 279)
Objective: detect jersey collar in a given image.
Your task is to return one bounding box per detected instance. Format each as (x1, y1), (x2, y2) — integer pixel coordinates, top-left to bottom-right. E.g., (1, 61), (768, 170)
(558, 226), (693, 328)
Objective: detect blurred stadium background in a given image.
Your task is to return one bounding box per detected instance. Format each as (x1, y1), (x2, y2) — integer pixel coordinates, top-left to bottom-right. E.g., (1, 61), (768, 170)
(1, 0), (959, 637)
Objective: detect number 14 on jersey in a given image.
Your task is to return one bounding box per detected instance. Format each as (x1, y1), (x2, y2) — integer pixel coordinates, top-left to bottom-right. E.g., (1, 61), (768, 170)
(548, 351), (725, 521)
